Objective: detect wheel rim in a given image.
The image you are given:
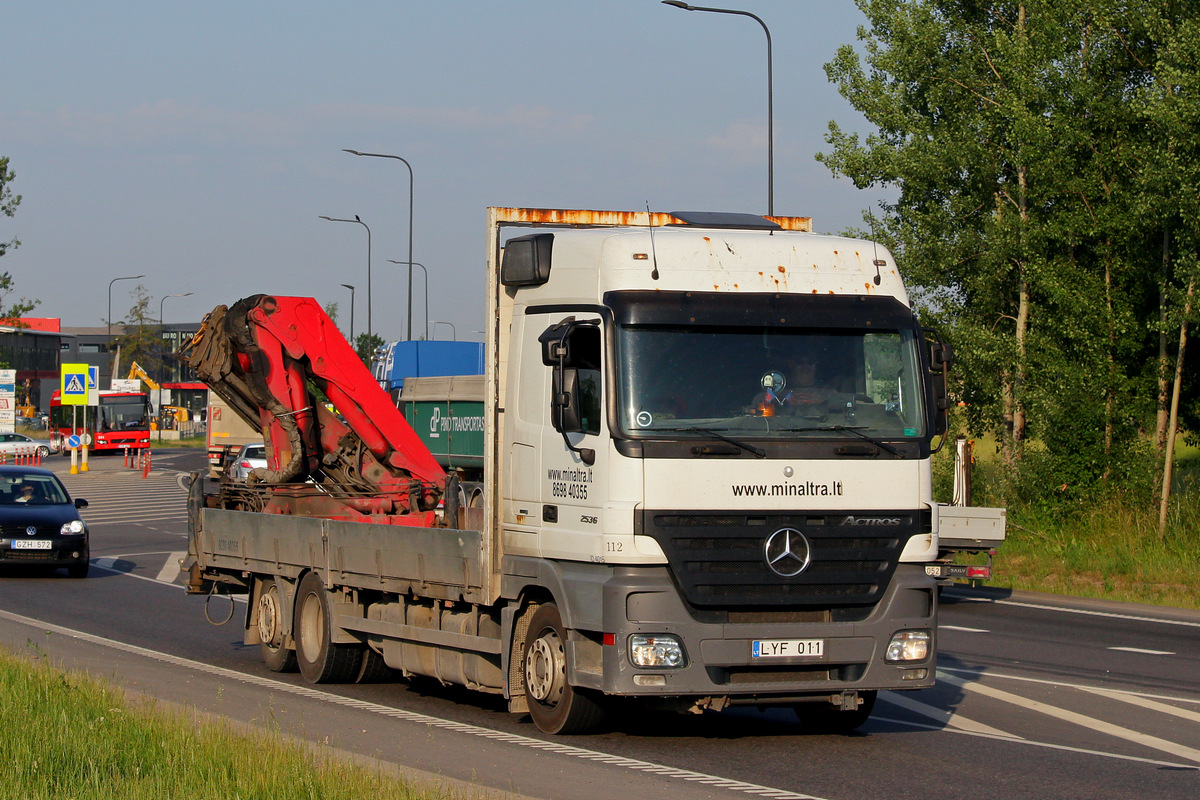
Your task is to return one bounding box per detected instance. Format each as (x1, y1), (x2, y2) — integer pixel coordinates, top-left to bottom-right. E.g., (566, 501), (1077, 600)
(525, 627), (566, 705)
(298, 591), (324, 663)
(258, 585), (281, 647)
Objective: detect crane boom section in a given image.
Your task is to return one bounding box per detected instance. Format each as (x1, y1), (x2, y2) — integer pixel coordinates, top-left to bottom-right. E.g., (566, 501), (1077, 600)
(182, 295), (445, 521)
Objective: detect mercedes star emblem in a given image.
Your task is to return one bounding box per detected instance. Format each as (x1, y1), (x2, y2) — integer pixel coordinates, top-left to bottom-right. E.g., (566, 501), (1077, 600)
(764, 527), (812, 578)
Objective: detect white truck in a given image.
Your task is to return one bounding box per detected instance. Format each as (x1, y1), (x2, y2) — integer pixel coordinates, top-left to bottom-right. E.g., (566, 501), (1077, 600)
(203, 391), (261, 478)
(181, 207), (980, 734)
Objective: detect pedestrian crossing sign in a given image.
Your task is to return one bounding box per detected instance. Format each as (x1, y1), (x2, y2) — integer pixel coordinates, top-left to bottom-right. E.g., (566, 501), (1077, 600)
(61, 363), (89, 406)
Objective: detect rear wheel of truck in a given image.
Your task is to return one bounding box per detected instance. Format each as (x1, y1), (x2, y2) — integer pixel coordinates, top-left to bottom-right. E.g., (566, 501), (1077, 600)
(522, 603), (605, 735)
(794, 690), (877, 734)
(294, 572), (363, 683)
(257, 578), (297, 673)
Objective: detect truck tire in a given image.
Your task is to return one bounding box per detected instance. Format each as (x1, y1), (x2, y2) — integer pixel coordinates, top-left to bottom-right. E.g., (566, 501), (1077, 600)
(522, 603), (605, 735)
(794, 690), (877, 734)
(257, 578), (297, 673)
(294, 572), (362, 684)
(356, 646), (393, 683)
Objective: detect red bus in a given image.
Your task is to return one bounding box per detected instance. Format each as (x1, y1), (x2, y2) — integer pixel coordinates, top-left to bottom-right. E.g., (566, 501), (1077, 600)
(49, 389), (152, 453)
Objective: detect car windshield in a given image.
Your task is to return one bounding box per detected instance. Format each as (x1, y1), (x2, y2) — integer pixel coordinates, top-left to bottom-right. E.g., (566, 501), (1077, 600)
(0, 474), (70, 505)
(244, 445), (266, 459)
(616, 325), (927, 440)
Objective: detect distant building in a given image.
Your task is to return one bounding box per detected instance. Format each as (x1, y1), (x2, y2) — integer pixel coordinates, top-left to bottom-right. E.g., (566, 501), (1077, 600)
(0, 318), (207, 416)
(0, 320), (62, 413)
(60, 322), (208, 417)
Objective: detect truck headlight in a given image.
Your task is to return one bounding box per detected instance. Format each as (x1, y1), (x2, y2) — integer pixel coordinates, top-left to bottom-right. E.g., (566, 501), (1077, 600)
(885, 629), (930, 662)
(629, 634), (687, 668)
(60, 520), (86, 535)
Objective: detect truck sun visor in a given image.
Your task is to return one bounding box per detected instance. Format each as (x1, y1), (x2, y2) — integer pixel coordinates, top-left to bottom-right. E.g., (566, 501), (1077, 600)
(605, 291), (917, 330)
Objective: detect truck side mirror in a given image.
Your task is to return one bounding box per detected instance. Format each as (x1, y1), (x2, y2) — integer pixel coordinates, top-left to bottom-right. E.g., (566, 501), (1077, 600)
(541, 318), (600, 466)
(923, 328), (952, 451)
(553, 368), (584, 433)
(502, 233), (554, 287)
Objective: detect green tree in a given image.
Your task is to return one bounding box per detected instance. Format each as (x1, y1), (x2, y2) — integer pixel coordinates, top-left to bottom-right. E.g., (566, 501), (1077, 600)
(353, 332), (384, 370)
(109, 284), (161, 379)
(819, 1), (1190, 500)
(1, 156), (39, 327)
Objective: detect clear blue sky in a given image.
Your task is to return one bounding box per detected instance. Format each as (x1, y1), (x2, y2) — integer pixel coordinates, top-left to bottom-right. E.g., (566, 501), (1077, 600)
(3, 0), (886, 344)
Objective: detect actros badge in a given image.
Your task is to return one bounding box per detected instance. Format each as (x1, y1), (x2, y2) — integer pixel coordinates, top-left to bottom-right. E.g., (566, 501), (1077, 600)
(763, 527), (812, 578)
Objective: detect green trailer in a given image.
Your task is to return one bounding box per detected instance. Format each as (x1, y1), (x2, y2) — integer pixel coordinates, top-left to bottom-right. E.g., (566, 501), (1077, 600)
(398, 375), (485, 473)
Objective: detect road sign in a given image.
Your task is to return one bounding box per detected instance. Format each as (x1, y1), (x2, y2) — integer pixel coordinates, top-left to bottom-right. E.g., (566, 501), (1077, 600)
(0, 368), (14, 433)
(88, 365), (100, 405)
(67, 435), (82, 449)
(61, 363), (89, 406)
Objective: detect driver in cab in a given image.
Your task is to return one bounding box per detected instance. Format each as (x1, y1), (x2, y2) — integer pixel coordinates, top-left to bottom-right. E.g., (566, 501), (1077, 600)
(753, 354), (835, 417)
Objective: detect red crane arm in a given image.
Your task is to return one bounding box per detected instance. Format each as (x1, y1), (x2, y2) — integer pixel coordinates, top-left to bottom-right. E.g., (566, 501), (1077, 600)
(182, 295), (446, 520)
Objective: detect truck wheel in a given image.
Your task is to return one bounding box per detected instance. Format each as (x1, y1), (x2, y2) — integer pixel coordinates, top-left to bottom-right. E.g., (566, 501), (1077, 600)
(794, 690), (877, 734)
(294, 572), (362, 683)
(257, 578), (297, 673)
(522, 603), (605, 734)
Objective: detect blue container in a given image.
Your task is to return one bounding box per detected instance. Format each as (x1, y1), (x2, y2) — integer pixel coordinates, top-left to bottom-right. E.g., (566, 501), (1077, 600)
(373, 341), (484, 395)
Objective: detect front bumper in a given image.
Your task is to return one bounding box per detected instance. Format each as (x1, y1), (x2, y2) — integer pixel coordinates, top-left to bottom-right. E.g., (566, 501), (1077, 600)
(592, 563), (936, 701)
(0, 536), (90, 568)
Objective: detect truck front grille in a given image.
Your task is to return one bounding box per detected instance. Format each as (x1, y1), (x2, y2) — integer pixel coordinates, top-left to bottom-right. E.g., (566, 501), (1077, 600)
(643, 511), (916, 609)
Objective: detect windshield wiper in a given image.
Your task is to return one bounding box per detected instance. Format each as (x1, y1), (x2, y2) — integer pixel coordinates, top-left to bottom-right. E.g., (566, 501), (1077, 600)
(814, 425), (903, 457)
(681, 427), (766, 458)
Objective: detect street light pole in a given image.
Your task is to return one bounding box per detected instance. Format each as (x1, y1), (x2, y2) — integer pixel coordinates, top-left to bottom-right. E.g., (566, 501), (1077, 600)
(343, 150), (415, 340)
(107, 273), (145, 387)
(340, 283), (356, 343)
(432, 321), (457, 341)
(319, 215), (373, 337)
(386, 259), (428, 341)
(662, 1), (773, 216)
(158, 292), (193, 406)
(108, 274), (145, 338)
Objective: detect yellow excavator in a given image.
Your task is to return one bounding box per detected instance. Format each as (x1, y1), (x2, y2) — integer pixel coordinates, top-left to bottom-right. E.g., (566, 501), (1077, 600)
(127, 361), (160, 392)
(128, 362), (188, 426)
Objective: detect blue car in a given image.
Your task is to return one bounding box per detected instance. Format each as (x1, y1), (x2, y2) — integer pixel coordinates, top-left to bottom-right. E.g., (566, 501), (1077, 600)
(0, 465), (90, 578)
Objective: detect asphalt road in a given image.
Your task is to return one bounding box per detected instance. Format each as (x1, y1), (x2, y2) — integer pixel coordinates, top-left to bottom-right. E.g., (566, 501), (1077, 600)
(1, 449), (1197, 800)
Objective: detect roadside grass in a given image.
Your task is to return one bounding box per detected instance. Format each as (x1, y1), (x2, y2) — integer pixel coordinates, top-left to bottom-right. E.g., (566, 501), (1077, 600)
(0, 647), (466, 800)
(937, 437), (1200, 610)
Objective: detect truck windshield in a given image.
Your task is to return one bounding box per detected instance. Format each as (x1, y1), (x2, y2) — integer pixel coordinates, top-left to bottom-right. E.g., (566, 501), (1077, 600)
(616, 325), (927, 440)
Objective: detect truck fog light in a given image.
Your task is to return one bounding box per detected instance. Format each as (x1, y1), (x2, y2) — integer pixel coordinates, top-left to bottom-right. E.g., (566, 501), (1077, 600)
(886, 629), (930, 662)
(629, 634), (687, 668)
(633, 674), (666, 686)
(902, 668), (929, 681)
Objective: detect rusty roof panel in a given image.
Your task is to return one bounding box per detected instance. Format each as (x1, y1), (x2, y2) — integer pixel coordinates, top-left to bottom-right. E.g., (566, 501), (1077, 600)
(490, 207), (812, 232)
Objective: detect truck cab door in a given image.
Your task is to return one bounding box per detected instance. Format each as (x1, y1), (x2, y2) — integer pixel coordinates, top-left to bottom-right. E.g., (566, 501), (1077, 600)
(536, 318), (609, 563)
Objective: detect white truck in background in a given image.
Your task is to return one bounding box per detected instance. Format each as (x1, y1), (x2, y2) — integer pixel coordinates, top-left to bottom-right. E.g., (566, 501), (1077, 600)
(181, 207), (1003, 734)
(203, 392), (260, 478)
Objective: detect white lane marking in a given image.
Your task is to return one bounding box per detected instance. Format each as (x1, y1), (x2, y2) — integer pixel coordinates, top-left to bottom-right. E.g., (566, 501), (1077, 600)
(950, 595), (1200, 629)
(0, 610), (828, 800)
(940, 625), (989, 633)
(156, 552), (186, 584)
(879, 691), (1018, 738)
(872, 714), (1198, 770)
(938, 671), (1200, 764)
(1108, 646), (1175, 656)
(1074, 686), (1200, 724)
(939, 666), (1200, 706)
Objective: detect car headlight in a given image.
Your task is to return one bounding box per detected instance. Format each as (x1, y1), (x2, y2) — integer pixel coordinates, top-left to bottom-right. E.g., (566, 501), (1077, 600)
(629, 633), (687, 668)
(885, 629), (931, 662)
(60, 520), (86, 535)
